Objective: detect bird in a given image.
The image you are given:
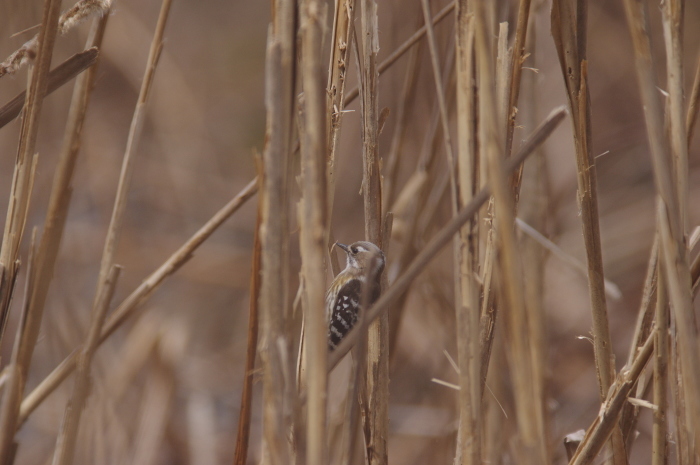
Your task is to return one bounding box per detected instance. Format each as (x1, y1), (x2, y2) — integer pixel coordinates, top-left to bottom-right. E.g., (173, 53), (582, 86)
(326, 241), (385, 351)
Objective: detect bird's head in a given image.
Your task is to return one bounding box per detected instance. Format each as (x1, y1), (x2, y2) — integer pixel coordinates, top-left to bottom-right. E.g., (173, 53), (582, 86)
(335, 241), (385, 278)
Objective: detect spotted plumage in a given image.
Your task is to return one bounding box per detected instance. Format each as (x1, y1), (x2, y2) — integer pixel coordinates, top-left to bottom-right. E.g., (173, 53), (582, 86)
(326, 241), (385, 351)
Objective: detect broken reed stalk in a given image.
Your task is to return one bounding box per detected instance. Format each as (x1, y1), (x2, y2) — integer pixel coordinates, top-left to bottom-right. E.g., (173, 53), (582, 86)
(0, 0), (62, 347)
(0, 47), (99, 130)
(504, 0), (532, 159)
(258, 0), (295, 461)
(569, 330), (656, 465)
(52, 265), (120, 465)
(325, 0), (356, 276)
(550, 3), (625, 463)
(232, 180), (262, 465)
(19, 178), (258, 424)
(472, 2), (545, 463)
(329, 106), (567, 369)
(454, 2), (481, 464)
(358, 1), (388, 463)
(652, 258), (668, 465)
(300, 1), (329, 464)
(621, 0), (700, 451)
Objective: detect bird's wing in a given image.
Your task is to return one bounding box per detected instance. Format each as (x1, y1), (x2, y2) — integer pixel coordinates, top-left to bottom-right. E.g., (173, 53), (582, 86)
(328, 278), (362, 351)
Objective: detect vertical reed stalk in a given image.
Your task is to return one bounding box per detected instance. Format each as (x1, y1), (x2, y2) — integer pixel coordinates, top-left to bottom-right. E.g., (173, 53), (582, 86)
(358, 1), (387, 463)
(326, 0), (356, 276)
(300, 1), (329, 464)
(652, 257), (668, 465)
(259, 0), (295, 462)
(551, 2), (625, 462)
(455, 3), (481, 464)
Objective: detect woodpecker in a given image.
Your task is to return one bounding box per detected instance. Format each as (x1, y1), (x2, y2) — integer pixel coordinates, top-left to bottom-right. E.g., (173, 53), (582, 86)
(326, 241), (385, 351)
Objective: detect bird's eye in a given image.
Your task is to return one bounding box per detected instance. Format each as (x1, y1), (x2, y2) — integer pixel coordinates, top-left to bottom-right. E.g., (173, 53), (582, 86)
(350, 246), (358, 254)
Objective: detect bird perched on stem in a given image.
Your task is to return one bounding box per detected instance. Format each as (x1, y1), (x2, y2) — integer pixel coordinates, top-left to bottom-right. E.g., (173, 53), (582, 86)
(326, 241), (385, 351)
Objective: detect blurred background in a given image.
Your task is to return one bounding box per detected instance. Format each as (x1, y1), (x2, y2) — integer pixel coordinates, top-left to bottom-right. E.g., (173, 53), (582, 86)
(0, 0), (698, 464)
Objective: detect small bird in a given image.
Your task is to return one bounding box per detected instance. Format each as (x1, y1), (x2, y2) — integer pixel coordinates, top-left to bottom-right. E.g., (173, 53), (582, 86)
(326, 241), (385, 351)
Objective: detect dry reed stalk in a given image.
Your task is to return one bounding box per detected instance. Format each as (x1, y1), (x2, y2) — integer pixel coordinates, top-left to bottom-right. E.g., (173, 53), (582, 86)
(504, 0), (532, 159)
(326, 0), (356, 276)
(0, 0), (62, 347)
(568, 330), (655, 465)
(357, 1), (387, 463)
(92, 0), (172, 318)
(0, 231), (37, 465)
(0, 47), (98, 129)
(344, 1), (455, 106)
(232, 175), (262, 465)
(51, 265), (120, 465)
(519, 10), (551, 463)
(420, 0), (457, 193)
(258, 0), (296, 462)
(454, 3), (481, 464)
(551, 0), (614, 401)
(550, 3), (625, 463)
(621, 0), (700, 452)
(481, 327), (508, 465)
(652, 259), (668, 465)
(496, 24), (512, 141)
(18, 178), (258, 424)
(687, 52), (700, 145)
(670, 337), (692, 465)
(474, 2), (546, 463)
(661, 0), (687, 230)
(329, 106), (567, 369)
(299, 1), (329, 464)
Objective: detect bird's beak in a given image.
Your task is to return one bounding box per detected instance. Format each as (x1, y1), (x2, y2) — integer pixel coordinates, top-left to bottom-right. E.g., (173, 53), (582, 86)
(335, 242), (351, 253)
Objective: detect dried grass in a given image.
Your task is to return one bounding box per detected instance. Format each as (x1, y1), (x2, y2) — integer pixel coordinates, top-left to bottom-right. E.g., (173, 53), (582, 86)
(0, 1), (698, 464)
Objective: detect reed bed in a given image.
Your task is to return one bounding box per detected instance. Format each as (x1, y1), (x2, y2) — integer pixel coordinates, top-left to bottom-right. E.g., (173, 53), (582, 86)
(0, 0), (699, 464)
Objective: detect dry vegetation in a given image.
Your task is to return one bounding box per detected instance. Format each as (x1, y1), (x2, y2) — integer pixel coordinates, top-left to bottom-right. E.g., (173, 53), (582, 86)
(0, 0), (699, 464)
